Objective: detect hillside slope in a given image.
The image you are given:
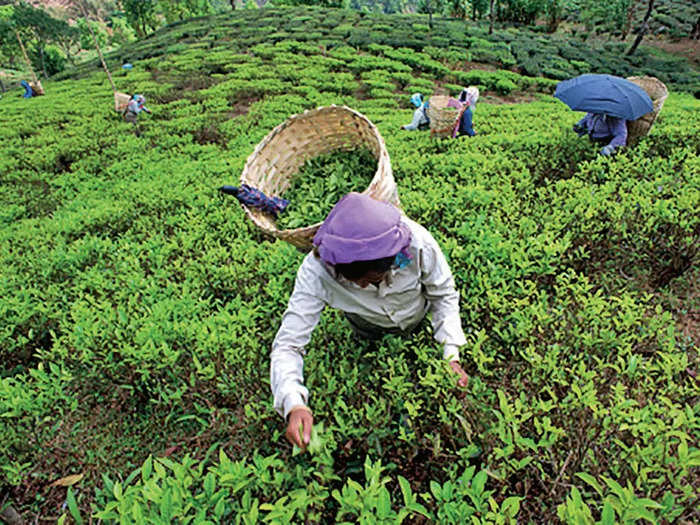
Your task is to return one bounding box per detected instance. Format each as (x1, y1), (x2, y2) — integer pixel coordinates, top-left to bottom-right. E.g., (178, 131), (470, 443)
(55, 7), (700, 95)
(1, 7), (699, 523)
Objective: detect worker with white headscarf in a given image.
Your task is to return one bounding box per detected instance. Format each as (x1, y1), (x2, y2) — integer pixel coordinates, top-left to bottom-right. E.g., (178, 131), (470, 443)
(455, 86), (479, 138)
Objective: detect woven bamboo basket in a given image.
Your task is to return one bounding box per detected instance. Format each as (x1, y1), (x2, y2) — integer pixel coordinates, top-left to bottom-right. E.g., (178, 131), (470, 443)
(625, 76), (668, 146)
(426, 95), (463, 137)
(29, 81), (44, 96)
(239, 105), (399, 250)
(114, 91), (130, 112)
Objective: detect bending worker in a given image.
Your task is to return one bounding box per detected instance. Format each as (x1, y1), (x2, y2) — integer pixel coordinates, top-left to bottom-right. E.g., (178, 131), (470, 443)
(123, 93), (151, 135)
(401, 92), (430, 130)
(573, 112), (627, 156)
(270, 192), (469, 449)
(20, 80), (34, 98)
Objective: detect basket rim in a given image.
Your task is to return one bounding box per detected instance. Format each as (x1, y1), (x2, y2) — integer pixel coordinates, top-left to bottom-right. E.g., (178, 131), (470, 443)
(239, 104), (394, 241)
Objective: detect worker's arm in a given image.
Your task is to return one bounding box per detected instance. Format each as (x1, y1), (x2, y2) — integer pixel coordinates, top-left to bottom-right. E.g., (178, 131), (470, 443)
(402, 107), (425, 130)
(602, 117), (628, 154)
(573, 114), (590, 135)
(270, 257), (327, 419)
(415, 227), (468, 384)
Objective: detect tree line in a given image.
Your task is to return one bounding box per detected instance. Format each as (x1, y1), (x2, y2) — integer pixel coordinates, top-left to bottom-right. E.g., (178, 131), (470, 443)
(0, 0), (687, 82)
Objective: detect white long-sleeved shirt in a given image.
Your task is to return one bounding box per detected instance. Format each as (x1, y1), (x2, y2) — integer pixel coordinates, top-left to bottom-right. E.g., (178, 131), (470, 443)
(402, 105), (429, 130)
(270, 218), (467, 417)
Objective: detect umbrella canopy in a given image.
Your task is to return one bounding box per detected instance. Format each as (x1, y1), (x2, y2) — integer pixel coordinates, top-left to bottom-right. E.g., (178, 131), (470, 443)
(555, 74), (653, 121)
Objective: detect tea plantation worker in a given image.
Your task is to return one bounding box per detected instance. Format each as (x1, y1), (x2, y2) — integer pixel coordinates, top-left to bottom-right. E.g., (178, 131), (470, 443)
(20, 80), (34, 98)
(123, 93), (151, 135)
(401, 92), (430, 130)
(573, 112), (628, 156)
(455, 86), (479, 138)
(271, 192), (469, 450)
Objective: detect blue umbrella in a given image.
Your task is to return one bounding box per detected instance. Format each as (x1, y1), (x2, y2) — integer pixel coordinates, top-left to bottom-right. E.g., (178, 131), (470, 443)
(555, 74), (653, 121)
(122, 63), (133, 70)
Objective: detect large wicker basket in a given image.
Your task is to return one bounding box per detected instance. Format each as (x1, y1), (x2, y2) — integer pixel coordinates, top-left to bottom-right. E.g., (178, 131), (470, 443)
(29, 81), (44, 96)
(114, 91), (130, 112)
(626, 76), (668, 146)
(239, 105), (399, 250)
(426, 95), (464, 137)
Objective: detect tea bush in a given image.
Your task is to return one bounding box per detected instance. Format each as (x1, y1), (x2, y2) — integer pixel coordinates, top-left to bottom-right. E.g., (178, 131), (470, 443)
(1, 7), (699, 524)
(53, 8), (699, 95)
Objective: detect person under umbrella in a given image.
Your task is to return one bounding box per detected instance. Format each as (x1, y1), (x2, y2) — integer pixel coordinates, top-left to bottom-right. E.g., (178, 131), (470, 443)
(401, 92), (430, 131)
(555, 74), (653, 156)
(270, 192), (470, 450)
(573, 113), (628, 156)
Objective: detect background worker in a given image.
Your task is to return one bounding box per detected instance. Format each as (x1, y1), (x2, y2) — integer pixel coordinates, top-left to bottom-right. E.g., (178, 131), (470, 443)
(401, 92), (430, 130)
(123, 93), (151, 136)
(456, 86), (479, 137)
(20, 80), (34, 98)
(270, 192), (469, 449)
(573, 112), (628, 156)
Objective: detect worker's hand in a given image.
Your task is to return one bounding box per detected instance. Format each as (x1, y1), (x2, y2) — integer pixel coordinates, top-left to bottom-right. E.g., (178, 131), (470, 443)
(600, 145), (614, 156)
(286, 406), (313, 449)
(448, 361), (469, 388)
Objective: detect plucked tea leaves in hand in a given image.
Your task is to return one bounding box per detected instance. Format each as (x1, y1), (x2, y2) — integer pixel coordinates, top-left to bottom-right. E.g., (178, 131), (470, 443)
(292, 422), (324, 456)
(276, 148), (376, 229)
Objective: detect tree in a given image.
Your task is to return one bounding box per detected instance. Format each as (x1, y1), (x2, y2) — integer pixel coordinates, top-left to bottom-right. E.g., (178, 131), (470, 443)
(626, 0), (654, 55)
(121, 0), (157, 38)
(489, 0), (495, 33)
(52, 18), (79, 65)
(271, 0), (345, 6)
(107, 14), (136, 46)
(544, 0), (570, 32)
(579, 0), (637, 39)
(418, 0), (445, 29)
(76, 17), (106, 49)
(498, 0), (546, 25)
(690, 14), (699, 40)
(0, 10), (20, 67)
(471, 0), (489, 19)
(446, 0), (466, 18)
(620, 0), (637, 40)
(158, 0), (214, 23)
(12, 2), (64, 78)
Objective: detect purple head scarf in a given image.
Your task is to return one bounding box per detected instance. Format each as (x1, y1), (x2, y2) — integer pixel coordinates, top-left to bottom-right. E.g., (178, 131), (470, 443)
(313, 193), (411, 265)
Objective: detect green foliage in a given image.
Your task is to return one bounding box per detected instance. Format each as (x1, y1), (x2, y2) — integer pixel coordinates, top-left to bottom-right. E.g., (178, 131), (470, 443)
(8, 1), (76, 76)
(29, 43), (65, 76)
(276, 148), (377, 229)
(51, 6), (699, 95)
(0, 6), (699, 524)
(122, 0), (159, 38)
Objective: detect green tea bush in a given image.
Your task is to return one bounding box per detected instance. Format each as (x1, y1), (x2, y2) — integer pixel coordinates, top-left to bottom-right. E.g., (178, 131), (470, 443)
(1, 7), (698, 524)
